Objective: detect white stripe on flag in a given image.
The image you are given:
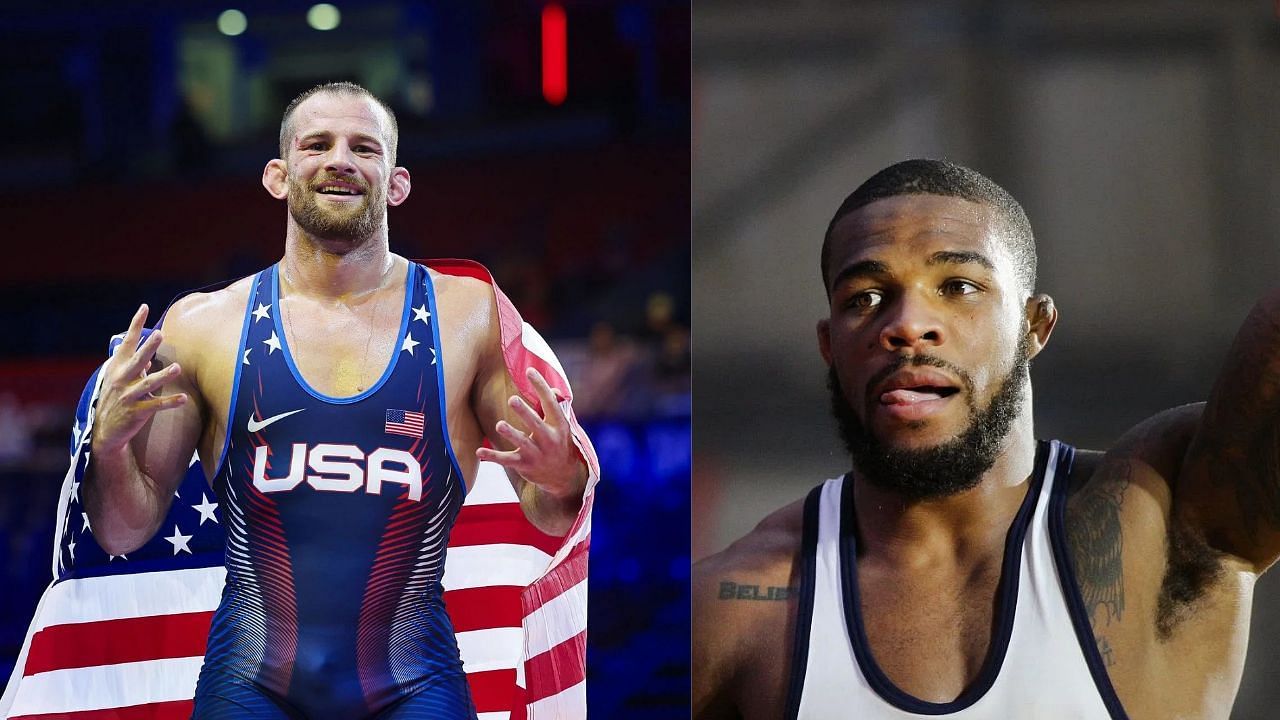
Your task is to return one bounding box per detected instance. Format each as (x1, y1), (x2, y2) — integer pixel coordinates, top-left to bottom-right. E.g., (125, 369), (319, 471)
(8, 656), (205, 716)
(32, 567), (225, 629)
(524, 578), (589, 659)
(457, 627), (525, 673)
(462, 462), (520, 506)
(476, 713), (510, 720)
(527, 679), (587, 720)
(442, 544), (551, 591)
(518, 323), (568, 380)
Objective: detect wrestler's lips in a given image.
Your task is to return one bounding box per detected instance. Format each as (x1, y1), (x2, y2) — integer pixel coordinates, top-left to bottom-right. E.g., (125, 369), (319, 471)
(875, 369), (960, 422)
(315, 180), (365, 202)
(316, 192), (363, 204)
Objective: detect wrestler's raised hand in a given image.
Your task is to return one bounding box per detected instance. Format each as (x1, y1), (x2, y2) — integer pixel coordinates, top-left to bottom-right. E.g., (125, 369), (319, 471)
(476, 367), (586, 499)
(91, 304), (189, 456)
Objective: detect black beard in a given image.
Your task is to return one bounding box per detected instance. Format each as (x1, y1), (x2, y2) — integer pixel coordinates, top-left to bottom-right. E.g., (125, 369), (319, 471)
(827, 334), (1030, 501)
(287, 176), (384, 243)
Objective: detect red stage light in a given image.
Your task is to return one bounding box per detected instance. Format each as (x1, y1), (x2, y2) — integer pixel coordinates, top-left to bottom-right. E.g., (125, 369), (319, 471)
(541, 3), (567, 106)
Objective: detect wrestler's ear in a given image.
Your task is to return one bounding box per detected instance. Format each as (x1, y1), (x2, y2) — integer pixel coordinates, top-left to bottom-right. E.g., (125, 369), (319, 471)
(817, 319), (833, 366)
(1024, 294), (1057, 360)
(387, 166), (411, 206)
(263, 159), (289, 200)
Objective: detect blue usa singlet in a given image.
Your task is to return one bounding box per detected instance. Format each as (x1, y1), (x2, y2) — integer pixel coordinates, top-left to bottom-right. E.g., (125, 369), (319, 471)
(192, 262), (474, 719)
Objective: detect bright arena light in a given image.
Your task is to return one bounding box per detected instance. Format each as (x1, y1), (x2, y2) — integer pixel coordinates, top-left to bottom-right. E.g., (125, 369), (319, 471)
(541, 3), (567, 106)
(307, 4), (341, 31)
(217, 9), (248, 36)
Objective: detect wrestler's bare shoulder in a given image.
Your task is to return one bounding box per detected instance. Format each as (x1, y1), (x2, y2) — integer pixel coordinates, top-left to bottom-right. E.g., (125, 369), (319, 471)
(162, 276), (256, 336)
(694, 497), (806, 630)
(428, 268), (494, 325)
(696, 497), (805, 588)
(158, 276), (256, 372)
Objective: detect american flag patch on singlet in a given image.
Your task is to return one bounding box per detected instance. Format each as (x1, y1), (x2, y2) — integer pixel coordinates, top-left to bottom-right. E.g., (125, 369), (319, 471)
(386, 409), (426, 438)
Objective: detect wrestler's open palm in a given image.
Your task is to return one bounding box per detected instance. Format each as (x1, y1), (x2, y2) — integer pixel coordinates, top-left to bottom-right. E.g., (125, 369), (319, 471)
(477, 367), (584, 496)
(92, 304), (188, 455)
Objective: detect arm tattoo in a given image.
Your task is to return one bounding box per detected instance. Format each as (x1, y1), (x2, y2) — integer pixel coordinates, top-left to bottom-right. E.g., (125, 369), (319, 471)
(1067, 460), (1130, 629)
(717, 581), (797, 601)
(1095, 635), (1116, 667)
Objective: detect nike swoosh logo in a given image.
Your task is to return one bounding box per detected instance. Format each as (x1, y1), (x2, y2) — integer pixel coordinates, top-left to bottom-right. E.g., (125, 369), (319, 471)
(247, 408), (305, 433)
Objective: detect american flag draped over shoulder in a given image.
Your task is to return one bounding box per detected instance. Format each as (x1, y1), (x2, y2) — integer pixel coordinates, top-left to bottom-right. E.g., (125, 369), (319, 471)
(0, 259), (599, 720)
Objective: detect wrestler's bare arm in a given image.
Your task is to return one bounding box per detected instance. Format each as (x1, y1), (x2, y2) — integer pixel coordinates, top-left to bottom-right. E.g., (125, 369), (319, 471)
(84, 300), (206, 555)
(1061, 403), (1255, 719)
(459, 281), (587, 535)
(83, 282), (248, 555)
(693, 500), (804, 720)
(1176, 290), (1280, 573)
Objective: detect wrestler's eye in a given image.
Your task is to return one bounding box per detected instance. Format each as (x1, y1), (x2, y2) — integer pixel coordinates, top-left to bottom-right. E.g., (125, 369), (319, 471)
(847, 290), (883, 311)
(942, 279), (979, 296)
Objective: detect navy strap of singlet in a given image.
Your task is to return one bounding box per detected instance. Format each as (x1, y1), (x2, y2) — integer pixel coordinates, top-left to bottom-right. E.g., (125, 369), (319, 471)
(1048, 443), (1129, 720)
(783, 483), (824, 720)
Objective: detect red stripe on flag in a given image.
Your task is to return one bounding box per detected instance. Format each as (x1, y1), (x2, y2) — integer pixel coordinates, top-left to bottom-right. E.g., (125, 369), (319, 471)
(448, 502), (565, 556)
(521, 540), (589, 616)
(503, 337), (567, 408)
(23, 611), (213, 675)
(444, 585), (524, 632)
(510, 685), (528, 720)
(9, 699), (194, 720)
(423, 258), (493, 284)
(524, 630), (587, 703)
(467, 668), (520, 714)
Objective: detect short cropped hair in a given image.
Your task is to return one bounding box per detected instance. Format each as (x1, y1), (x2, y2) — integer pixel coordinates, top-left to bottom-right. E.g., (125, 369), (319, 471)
(821, 159), (1037, 295)
(278, 81), (399, 165)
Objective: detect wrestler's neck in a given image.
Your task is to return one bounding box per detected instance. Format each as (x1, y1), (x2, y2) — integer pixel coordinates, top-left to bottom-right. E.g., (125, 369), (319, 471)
(852, 415), (1038, 570)
(282, 224), (399, 301)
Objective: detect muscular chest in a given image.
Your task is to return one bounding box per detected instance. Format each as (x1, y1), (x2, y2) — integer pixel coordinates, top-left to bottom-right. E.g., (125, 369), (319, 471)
(729, 563), (1001, 715)
(191, 286), (482, 476)
(856, 561), (1002, 702)
(281, 305), (403, 397)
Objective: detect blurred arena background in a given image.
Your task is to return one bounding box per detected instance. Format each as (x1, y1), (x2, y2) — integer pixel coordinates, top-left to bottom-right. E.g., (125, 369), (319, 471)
(692, 2), (1280, 718)
(0, 1), (688, 718)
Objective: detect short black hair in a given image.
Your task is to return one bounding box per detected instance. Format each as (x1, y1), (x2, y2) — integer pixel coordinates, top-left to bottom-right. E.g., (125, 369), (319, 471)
(821, 159), (1036, 295)
(278, 81), (399, 164)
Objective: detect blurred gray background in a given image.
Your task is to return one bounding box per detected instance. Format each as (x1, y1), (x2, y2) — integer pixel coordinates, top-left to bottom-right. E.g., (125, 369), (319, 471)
(692, 2), (1280, 717)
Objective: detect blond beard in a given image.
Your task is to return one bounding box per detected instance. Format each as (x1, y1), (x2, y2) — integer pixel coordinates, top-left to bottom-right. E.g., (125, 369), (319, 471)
(286, 174), (385, 244)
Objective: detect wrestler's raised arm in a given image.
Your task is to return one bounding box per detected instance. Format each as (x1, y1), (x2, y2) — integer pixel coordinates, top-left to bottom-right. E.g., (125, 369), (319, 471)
(84, 303), (205, 556)
(1178, 289), (1280, 573)
(470, 293), (587, 536)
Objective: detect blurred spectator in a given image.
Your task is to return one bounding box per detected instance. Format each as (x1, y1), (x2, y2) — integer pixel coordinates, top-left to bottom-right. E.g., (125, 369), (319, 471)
(567, 321), (641, 419)
(639, 291), (679, 342)
(0, 394), (34, 469)
(650, 324), (690, 416)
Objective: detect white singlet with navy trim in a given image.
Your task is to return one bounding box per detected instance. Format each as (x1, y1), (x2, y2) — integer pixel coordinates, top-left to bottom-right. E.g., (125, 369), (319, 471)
(787, 440), (1127, 719)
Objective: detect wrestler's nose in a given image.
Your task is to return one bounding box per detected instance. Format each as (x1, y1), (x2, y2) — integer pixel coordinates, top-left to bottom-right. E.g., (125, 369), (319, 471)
(324, 141), (358, 175)
(879, 294), (944, 352)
